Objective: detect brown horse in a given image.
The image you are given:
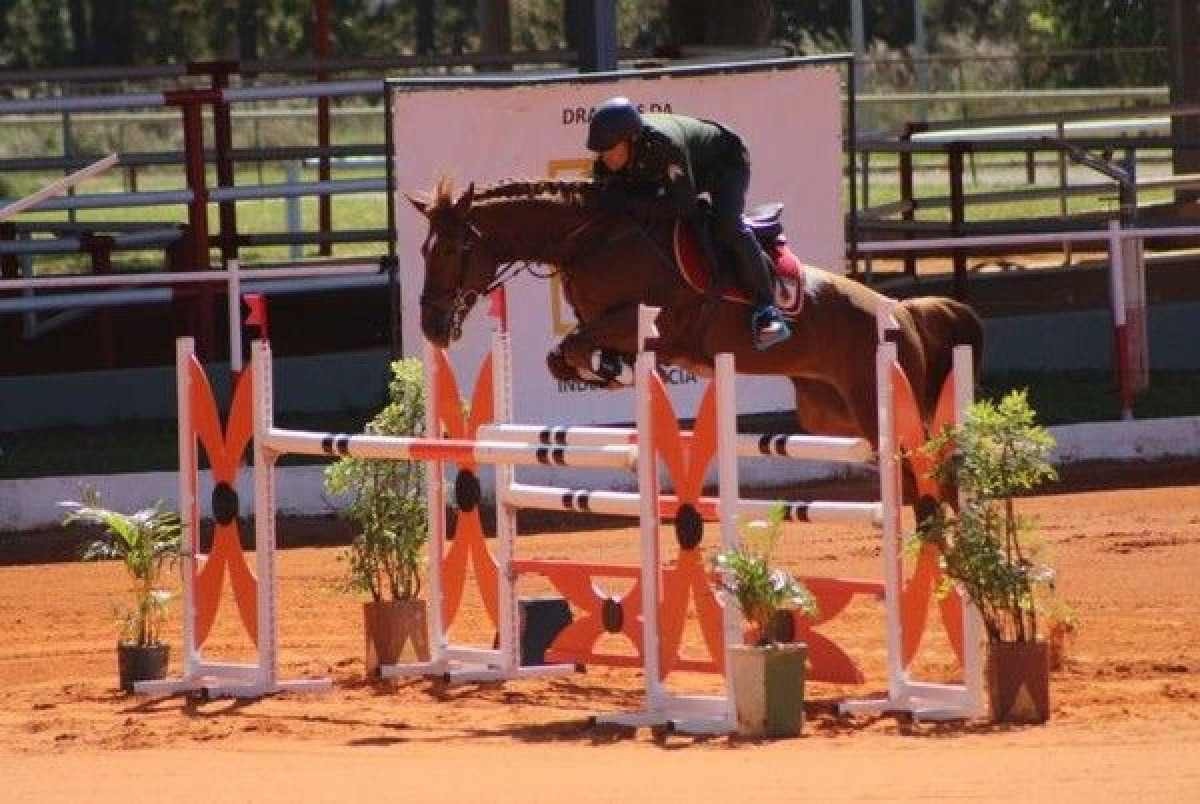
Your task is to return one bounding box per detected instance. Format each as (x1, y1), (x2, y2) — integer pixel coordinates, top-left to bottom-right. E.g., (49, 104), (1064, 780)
(409, 178), (982, 447)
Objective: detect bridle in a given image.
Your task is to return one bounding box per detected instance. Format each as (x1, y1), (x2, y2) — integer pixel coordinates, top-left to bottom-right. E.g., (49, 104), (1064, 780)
(418, 220), (498, 341)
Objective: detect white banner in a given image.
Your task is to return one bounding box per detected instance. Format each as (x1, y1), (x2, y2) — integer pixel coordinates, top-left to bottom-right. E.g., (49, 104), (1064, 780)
(391, 65), (844, 427)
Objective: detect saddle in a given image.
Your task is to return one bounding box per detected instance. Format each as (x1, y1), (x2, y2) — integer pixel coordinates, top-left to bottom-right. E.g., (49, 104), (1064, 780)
(672, 202), (808, 314)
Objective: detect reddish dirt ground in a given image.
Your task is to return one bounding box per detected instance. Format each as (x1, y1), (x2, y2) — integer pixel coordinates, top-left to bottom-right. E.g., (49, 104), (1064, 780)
(2, 463), (1199, 801)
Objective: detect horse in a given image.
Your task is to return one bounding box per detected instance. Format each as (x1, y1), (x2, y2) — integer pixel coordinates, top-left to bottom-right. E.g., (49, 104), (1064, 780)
(408, 177), (983, 449)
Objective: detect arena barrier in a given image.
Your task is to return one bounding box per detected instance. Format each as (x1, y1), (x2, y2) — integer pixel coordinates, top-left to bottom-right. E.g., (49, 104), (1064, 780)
(140, 304), (983, 727)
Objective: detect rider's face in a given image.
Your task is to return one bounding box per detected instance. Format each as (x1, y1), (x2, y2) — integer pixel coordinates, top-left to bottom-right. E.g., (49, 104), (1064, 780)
(600, 139), (631, 172)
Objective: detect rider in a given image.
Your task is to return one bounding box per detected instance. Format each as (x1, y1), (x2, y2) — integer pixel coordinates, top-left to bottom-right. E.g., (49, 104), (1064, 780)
(585, 96), (791, 351)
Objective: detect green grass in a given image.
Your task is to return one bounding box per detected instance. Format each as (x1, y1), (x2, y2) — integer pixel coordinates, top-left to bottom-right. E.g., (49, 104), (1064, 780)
(3, 371), (1198, 480)
(8, 164), (391, 272)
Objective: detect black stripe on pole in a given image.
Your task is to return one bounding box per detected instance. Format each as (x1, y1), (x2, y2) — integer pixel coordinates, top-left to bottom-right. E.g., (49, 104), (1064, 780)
(758, 434), (789, 456)
(564, 489), (591, 512)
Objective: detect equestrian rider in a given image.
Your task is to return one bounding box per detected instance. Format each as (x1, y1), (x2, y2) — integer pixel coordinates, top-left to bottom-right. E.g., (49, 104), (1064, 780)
(586, 96), (791, 351)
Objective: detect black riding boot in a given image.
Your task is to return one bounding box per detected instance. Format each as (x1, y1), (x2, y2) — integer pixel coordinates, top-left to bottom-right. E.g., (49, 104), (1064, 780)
(711, 158), (791, 350)
(723, 224), (791, 350)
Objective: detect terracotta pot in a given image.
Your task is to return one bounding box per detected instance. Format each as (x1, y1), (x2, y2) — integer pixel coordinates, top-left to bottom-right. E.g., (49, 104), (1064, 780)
(363, 599), (430, 678)
(1047, 623), (1075, 671)
(116, 642), (168, 693)
(987, 640), (1050, 723)
(730, 642), (807, 738)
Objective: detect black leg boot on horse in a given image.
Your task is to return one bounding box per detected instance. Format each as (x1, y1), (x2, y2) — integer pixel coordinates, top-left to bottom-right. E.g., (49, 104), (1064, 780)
(709, 161), (791, 351)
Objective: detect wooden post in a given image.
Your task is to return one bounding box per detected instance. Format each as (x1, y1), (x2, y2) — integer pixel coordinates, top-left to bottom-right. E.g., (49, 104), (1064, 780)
(948, 144), (968, 301)
(1169, 0), (1200, 203)
(478, 0), (512, 71)
(315, 0), (333, 255)
(899, 125), (916, 279)
(569, 0), (617, 73)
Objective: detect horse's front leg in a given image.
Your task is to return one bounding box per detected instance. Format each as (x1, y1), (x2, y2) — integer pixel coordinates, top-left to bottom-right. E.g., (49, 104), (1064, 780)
(546, 304), (640, 389)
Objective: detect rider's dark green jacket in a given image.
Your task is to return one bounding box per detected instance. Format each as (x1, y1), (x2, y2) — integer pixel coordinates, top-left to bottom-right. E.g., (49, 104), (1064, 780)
(592, 113), (747, 220)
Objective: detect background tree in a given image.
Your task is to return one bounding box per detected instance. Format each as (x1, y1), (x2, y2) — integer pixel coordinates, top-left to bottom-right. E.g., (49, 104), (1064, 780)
(668, 0), (774, 48)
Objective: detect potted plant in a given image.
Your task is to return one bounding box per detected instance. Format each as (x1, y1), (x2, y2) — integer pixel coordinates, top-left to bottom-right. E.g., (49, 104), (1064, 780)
(714, 508), (818, 738)
(915, 389), (1059, 723)
(61, 490), (182, 693)
(325, 358), (431, 678)
(1041, 594), (1079, 672)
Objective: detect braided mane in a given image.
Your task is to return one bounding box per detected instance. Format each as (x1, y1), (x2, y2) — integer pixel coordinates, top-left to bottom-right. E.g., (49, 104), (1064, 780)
(429, 176), (596, 213)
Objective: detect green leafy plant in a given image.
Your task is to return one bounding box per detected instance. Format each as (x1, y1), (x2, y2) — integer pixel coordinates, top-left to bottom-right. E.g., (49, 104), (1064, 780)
(713, 507), (817, 646)
(61, 489), (181, 647)
(914, 389), (1059, 644)
(324, 358), (428, 602)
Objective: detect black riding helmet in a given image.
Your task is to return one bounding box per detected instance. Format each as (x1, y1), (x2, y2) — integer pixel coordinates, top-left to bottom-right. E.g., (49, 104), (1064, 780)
(587, 97), (643, 152)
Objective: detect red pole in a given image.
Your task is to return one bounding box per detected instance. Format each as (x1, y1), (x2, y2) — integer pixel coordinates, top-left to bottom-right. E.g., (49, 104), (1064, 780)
(488, 286), (509, 332)
(0, 222), (17, 280)
(81, 232), (117, 368)
(190, 61), (240, 263)
(165, 89), (219, 359)
(315, 0), (333, 257)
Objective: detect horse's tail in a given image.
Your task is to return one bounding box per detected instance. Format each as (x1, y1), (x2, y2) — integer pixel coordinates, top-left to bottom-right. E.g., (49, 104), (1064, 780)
(898, 296), (985, 409)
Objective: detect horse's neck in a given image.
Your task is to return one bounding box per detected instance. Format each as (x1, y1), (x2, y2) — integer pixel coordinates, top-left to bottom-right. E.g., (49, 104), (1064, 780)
(472, 200), (588, 264)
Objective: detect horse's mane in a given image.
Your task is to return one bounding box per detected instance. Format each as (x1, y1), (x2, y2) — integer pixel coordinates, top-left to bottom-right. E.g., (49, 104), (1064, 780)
(430, 176), (595, 214)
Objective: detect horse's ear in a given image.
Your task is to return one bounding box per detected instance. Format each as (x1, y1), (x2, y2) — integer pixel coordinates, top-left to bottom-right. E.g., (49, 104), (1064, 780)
(406, 193), (431, 217)
(454, 182), (475, 214)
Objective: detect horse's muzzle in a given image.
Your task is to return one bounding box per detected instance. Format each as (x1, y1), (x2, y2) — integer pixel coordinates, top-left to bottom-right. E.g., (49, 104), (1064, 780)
(420, 305), (454, 348)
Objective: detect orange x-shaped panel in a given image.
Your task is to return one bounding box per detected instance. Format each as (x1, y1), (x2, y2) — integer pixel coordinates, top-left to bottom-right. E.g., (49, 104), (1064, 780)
(429, 347), (499, 629)
(188, 360), (259, 646)
(515, 561), (645, 668)
(891, 361), (965, 666)
(647, 375), (728, 677)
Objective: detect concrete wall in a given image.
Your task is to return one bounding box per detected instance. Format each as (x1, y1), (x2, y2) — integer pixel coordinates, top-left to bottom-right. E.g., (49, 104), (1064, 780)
(981, 301), (1199, 373)
(0, 349), (391, 431)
